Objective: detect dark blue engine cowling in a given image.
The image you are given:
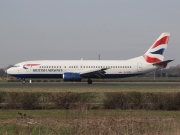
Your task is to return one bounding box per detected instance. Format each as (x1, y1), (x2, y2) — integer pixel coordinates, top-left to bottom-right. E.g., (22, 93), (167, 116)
(63, 72), (82, 81)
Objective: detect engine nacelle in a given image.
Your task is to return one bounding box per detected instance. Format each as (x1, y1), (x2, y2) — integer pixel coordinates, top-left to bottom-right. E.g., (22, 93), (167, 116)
(63, 72), (82, 81)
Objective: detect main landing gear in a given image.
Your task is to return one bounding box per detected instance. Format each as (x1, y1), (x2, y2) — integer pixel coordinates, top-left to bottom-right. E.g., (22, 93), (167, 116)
(22, 80), (26, 84)
(87, 78), (92, 84)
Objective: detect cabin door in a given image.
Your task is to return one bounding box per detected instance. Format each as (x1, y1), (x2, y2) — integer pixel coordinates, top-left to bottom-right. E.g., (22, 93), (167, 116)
(137, 63), (142, 72)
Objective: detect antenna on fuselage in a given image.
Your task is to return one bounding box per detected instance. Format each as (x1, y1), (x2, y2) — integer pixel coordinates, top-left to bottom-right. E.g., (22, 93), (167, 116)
(99, 54), (101, 60)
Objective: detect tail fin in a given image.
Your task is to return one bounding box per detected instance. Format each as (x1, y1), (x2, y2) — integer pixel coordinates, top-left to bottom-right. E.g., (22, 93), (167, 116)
(143, 32), (170, 63)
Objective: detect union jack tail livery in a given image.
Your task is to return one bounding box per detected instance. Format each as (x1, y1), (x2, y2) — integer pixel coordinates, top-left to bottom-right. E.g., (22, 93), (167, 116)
(143, 33), (170, 63)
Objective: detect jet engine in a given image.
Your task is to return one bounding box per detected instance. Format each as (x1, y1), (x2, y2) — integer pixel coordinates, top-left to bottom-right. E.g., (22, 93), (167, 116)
(63, 72), (82, 81)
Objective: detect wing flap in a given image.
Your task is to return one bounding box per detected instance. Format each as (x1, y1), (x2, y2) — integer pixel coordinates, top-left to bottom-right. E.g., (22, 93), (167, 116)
(80, 68), (108, 78)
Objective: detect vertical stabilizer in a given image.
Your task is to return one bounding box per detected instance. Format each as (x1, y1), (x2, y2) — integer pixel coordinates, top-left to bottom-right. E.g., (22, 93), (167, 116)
(143, 33), (170, 63)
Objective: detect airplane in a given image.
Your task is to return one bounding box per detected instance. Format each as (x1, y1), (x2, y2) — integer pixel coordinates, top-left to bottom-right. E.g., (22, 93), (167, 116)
(7, 32), (173, 84)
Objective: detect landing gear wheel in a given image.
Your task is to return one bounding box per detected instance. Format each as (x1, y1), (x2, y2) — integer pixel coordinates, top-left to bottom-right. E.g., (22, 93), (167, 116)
(87, 79), (92, 84)
(22, 80), (26, 84)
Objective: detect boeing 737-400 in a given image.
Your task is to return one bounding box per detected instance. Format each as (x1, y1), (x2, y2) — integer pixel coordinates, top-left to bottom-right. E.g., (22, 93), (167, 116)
(7, 32), (173, 84)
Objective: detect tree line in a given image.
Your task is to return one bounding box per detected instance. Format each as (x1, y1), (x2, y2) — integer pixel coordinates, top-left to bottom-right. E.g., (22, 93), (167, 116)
(142, 64), (180, 77)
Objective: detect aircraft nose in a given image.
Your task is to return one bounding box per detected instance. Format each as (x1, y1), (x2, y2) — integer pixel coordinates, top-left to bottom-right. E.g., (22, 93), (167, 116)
(7, 68), (13, 74)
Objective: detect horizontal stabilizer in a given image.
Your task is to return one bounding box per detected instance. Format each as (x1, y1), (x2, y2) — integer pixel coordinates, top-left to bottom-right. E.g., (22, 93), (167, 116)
(152, 60), (174, 68)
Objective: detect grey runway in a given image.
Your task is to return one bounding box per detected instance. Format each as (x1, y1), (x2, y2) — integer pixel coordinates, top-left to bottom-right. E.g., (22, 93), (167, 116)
(0, 82), (180, 88)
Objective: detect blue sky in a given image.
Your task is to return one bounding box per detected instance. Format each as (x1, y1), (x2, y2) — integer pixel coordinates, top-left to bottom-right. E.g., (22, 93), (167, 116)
(0, 0), (179, 67)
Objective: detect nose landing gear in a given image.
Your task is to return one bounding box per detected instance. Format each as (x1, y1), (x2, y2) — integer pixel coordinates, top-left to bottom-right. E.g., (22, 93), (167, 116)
(22, 80), (26, 84)
(21, 78), (32, 84)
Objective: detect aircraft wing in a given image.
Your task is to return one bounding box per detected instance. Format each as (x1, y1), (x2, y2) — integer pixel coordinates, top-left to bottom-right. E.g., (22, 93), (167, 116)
(79, 68), (109, 78)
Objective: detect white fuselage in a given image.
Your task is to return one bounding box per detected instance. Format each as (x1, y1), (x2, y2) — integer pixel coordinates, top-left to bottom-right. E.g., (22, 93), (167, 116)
(7, 59), (160, 79)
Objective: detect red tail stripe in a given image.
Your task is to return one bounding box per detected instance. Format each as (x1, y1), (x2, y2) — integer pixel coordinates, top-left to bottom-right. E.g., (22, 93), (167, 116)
(151, 36), (169, 49)
(143, 55), (161, 63)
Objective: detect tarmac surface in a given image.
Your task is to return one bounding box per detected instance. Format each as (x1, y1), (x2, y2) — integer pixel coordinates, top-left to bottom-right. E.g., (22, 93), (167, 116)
(0, 82), (180, 88)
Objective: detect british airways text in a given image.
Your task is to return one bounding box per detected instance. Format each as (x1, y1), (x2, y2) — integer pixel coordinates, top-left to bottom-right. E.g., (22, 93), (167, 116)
(33, 69), (63, 72)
